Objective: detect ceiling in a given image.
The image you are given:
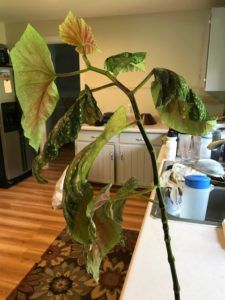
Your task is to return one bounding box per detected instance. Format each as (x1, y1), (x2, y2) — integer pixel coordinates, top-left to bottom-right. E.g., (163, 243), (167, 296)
(1, 0), (225, 23)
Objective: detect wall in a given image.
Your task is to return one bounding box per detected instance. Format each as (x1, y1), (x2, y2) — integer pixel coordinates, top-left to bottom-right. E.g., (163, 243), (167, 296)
(5, 10), (224, 116)
(0, 22), (6, 44)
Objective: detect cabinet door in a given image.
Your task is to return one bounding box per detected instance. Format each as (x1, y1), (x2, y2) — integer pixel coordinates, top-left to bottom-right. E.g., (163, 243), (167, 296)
(76, 141), (115, 184)
(205, 7), (225, 91)
(117, 144), (153, 187)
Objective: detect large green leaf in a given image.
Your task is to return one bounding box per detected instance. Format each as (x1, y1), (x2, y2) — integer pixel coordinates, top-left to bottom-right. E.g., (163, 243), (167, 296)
(32, 85), (102, 183)
(62, 106), (128, 280)
(10, 25), (59, 151)
(151, 68), (217, 135)
(104, 52), (146, 77)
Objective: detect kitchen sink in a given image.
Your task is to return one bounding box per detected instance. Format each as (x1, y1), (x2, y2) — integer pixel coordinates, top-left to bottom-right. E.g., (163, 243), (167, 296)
(151, 161), (225, 227)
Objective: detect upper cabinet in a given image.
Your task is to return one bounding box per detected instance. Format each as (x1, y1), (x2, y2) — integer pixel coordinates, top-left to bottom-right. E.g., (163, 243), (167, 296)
(205, 7), (225, 91)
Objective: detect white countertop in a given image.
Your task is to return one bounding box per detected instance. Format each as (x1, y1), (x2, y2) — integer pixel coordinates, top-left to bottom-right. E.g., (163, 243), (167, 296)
(121, 148), (225, 300)
(81, 122), (168, 134)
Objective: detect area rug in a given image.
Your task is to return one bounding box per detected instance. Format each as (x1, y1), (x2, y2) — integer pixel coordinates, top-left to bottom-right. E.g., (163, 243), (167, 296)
(7, 228), (139, 300)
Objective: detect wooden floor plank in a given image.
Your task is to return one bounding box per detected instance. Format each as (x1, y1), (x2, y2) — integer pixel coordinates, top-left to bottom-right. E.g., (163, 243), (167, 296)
(0, 144), (147, 298)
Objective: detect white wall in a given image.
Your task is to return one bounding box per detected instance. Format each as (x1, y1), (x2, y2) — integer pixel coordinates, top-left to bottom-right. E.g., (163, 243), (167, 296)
(0, 22), (6, 44)
(84, 10), (210, 115)
(5, 10), (224, 116)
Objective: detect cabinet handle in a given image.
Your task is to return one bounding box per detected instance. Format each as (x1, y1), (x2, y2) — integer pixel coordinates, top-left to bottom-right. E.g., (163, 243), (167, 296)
(120, 152), (124, 160)
(91, 136), (96, 139)
(136, 138), (143, 142)
(110, 152), (114, 160)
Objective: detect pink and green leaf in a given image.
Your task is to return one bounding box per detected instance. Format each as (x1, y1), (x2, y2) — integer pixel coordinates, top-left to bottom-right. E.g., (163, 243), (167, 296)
(59, 11), (99, 55)
(10, 24), (59, 151)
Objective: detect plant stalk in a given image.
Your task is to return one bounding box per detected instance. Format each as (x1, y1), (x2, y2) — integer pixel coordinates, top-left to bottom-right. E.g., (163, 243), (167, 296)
(130, 96), (180, 300)
(56, 68), (88, 77)
(91, 82), (115, 93)
(84, 59), (180, 299)
(132, 69), (154, 94)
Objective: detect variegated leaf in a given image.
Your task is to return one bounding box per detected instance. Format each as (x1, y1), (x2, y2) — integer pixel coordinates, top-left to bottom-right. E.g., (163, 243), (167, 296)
(10, 24), (59, 151)
(104, 52), (146, 77)
(59, 11), (99, 54)
(151, 68), (217, 136)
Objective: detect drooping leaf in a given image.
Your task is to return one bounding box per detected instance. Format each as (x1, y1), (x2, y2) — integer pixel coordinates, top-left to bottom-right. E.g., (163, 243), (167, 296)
(59, 11), (99, 54)
(85, 177), (142, 281)
(111, 177), (138, 223)
(87, 183), (112, 214)
(10, 25), (59, 151)
(62, 106), (130, 280)
(104, 52), (146, 77)
(63, 106), (127, 244)
(32, 85), (102, 183)
(85, 200), (122, 281)
(151, 68), (217, 136)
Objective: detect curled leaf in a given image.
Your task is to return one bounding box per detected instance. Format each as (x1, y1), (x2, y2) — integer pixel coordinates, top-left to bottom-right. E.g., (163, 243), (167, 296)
(85, 176), (151, 280)
(151, 68), (217, 136)
(59, 11), (99, 54)
(10, 24), (59, 151)
(63, 106), (127, 242)
(104, 52), (146, 77)
(32, 85), (102, 183)
(62, 106), (128, 280)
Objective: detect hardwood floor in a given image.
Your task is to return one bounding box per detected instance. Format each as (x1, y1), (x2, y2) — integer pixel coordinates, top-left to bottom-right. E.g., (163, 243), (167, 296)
(0, 144), (147, 299)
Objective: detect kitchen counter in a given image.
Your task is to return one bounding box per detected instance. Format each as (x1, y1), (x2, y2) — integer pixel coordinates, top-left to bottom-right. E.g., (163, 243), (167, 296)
(81, 121), (168, 134)
(120, 148), (225, 300)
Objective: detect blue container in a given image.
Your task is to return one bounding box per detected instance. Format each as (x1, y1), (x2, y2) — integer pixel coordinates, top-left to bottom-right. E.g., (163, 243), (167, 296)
(180, 175), (211, 221)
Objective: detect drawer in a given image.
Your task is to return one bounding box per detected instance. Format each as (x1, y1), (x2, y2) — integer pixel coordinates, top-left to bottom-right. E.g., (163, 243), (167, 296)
(119, 132), (163, 146)
(77, 130), (118, 143)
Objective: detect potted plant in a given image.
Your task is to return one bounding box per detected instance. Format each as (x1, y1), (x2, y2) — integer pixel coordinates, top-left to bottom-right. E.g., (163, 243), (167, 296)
(10, 11), (216, 300)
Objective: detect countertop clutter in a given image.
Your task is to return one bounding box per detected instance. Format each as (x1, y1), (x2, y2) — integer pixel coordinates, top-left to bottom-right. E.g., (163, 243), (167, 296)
(121, 147), (225, 300)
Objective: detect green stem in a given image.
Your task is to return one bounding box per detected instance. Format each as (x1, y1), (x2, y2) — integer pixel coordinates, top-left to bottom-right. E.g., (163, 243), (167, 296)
(82, 54), (91, 67)
(132, 69), (154, 94)
(84, 59), (180, 299)
(91, 82), (115, 93)
(56, 68), (88, 77)
(129, 94), (180, 300)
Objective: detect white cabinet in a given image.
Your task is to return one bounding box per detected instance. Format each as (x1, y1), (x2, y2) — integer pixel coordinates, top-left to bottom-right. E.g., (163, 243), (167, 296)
(117, 144), (152, 187)
(117, 132), (162, 187)
(75, 128), (164, 187)
(205, 7), (225, 91)
(76, 141), (115, 184)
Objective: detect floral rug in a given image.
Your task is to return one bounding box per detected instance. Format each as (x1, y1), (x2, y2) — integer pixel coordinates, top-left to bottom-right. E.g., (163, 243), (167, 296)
(7, 228), (139, 300)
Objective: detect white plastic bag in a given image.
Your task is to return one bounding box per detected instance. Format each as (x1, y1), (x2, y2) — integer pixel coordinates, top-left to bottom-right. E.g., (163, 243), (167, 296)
(51, 166), (68, 209)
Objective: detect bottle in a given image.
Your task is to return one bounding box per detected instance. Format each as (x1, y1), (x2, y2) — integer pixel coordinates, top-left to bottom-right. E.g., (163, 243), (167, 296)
(164, 129), (178, 161)
(180, 175), (211, 221)
(199, 134), (212, 159)
(192, 136), (201, 160)
(178, 133), (192, 161)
